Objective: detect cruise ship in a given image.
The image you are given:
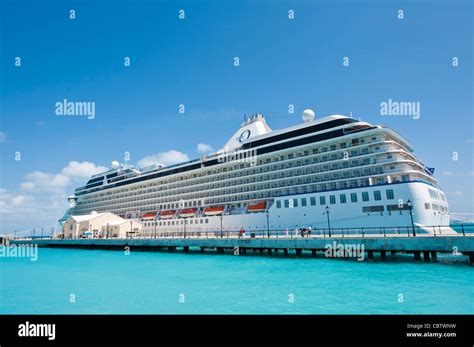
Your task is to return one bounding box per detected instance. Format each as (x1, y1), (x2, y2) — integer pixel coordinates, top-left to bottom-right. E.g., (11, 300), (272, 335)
(62, 110), (454, 235)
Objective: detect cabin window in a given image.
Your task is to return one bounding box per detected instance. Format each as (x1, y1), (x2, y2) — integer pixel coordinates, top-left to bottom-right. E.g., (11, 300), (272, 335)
(301, 198), (307, 207)
(329, 195), (336, 204)
(310, 197), (316, 206)
(362, 192), (369, 202)
(320, 196), (326, 205)
(386, 189), (394, 200)
(362, 205), (384, 213)
(350, 193), (357, 203)
(276, 200), (282, 209)
(374, 190), (382, 201)
(340, 194), (347, 204)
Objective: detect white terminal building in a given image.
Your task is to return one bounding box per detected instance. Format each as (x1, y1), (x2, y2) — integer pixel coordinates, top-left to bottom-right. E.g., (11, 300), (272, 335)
(61, 109), (454, 236)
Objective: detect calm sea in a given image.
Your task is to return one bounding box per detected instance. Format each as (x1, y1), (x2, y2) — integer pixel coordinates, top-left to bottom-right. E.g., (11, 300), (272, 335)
(0, 248), (472, 314)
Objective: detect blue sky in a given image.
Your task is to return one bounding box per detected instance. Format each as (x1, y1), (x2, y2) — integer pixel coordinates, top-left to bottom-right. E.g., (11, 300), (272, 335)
(0, 0), (472, 233)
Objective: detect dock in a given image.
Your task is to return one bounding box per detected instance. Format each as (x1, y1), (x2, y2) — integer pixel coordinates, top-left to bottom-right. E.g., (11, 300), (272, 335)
(8, 234), (474, 265)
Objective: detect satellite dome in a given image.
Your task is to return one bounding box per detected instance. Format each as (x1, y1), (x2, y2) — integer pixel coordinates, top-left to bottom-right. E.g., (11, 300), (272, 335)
(302, 109), (315, 123)
(111, 161), (120, 169)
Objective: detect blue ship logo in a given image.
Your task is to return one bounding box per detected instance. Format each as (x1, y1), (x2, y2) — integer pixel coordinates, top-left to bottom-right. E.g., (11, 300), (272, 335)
(237, 129), (251, 143)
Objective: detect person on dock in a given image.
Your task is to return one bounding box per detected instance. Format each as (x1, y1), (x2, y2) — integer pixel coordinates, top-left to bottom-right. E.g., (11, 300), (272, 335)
(307, 227), (312, 237)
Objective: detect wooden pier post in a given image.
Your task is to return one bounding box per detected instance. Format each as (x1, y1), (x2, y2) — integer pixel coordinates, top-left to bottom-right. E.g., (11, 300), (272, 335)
(390, 250), (396, 255)
(183, 246), (189, 253)
(295, 248), (302, 257)
(283, 249), (288, 256)
(469, 252), (474, 266)
(311, 249), (317, 257)
(423, 251), (430, 261)
(414, 251), (421, 261)
(380, 251), (387, 260)
(430, 251), (437, 259)
(200, 246), (205, 253)
(267, 248), (272, 255)
(367, 250), (374, 261)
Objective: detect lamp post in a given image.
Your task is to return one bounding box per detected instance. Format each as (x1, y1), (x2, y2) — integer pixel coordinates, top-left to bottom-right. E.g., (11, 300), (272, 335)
(154, 221), (157, 239)
(220, 214), (223, 238)
(183, 218), (187, 239)
(325, 206), (332, 237)
(266, 210), (270, 238)
(407, 199), (415, 237)
(130, 220), (133, 239)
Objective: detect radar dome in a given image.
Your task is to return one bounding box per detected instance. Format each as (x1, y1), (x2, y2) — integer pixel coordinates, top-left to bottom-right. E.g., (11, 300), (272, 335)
(111, 161), (120, 169)
(302, 109), (315, 123)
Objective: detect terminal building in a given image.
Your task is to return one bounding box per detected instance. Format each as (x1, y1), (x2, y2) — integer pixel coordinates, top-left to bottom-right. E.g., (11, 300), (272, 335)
(62, 211), (141, 239)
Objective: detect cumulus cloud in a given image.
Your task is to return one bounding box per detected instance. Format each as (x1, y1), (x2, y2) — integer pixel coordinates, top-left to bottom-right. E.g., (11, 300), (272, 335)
(2, 160), (107, 233)
(61, 161), (107, 180)
(0, 189), (34, 214)
(196, 143), (214, 154)
(21, 171), (70, 193)
(137, 150), (189, 167)
(20, 161), (107, 193)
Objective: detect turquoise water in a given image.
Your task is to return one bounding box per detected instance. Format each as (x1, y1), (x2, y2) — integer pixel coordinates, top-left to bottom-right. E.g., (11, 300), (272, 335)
(0, 248), (472, 314)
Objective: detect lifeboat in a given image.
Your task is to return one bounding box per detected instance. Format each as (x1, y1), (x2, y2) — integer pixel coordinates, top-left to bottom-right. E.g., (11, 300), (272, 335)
(203, 206), (225, 216)
(179, 208), (197, 218)
(141, 212), (157, 220)
(247, 201), (267, 212)
(159, 210), (177, 219)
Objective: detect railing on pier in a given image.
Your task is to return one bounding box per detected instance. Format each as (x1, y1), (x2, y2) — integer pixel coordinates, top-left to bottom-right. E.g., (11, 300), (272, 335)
(11, 223), (472, 241)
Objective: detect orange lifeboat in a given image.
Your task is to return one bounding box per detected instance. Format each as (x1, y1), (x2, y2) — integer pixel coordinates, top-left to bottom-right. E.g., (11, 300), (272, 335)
(179, 208), (197, 218)
(247, 201), (267, 212)
(203, 206), (225, 216)
(141, 212), (157, 220)
(159, 210), (176, 219)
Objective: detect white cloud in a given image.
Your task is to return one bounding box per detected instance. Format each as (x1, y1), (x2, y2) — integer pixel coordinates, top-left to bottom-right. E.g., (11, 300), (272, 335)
(0, 189), (34, 214)
(196, 143), (214, 154)
(20, 161), (107, 194)
(0, 131), (7, 143)
(61, 161), (107, 180)
(21, 171), (70, 193)
(137, 150), (189, 167)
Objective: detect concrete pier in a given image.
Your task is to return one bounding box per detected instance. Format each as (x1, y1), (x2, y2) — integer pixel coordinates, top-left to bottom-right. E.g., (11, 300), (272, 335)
(9, 235), (474, 265)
